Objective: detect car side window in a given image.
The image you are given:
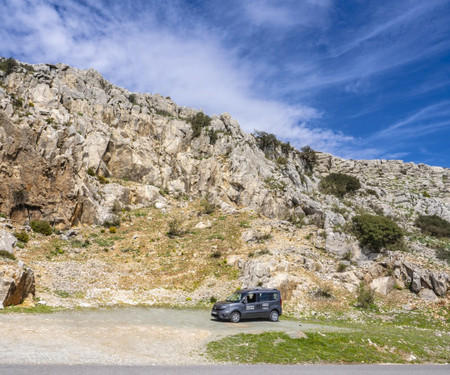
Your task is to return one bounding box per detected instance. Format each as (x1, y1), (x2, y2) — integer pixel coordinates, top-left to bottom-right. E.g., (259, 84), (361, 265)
(269, 293), (278, 301)
(260, 293), (269, 302)
(247, 293), (257, 303)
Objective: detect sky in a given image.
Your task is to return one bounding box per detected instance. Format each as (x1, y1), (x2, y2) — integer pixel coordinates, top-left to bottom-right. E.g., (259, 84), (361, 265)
(0, 0), (449, 167)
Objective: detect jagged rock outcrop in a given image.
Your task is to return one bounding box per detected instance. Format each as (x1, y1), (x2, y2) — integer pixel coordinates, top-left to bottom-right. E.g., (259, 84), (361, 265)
(0, 58), (449, 307)
(0, 259), (35, 308)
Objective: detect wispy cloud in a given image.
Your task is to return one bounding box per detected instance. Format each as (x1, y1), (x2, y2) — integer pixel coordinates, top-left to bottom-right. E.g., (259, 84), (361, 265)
(372, 101), (450, 140)
(0, 0), (449, 166)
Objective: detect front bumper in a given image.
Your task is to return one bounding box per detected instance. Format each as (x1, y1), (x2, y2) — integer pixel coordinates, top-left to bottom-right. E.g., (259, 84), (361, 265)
(211, 309), (230, 320)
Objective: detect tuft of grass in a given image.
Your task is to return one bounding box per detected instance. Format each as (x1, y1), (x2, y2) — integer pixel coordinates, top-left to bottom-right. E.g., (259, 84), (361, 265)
(0, 250), (16, 260)
(356, 282), (375, 309)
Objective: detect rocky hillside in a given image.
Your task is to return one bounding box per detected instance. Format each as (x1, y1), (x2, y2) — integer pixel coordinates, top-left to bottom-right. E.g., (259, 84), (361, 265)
(0, 57), (449, 315)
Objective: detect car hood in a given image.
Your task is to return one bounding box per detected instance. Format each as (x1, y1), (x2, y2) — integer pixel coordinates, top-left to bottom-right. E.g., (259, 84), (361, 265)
(213, 301), (234, 309)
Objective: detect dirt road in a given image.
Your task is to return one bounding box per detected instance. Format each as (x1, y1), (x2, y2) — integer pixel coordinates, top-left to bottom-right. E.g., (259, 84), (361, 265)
(0, 307), (343, 365)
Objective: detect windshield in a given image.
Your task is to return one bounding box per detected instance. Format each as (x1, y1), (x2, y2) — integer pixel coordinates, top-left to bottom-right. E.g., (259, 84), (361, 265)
(226, 292), (245, 302)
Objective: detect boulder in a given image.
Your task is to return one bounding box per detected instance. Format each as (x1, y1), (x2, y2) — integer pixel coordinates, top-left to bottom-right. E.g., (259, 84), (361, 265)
(430, 273), (448, 296)
(370, 276), (395, 295)
(0, 265), (35, 308)
(410, 272), (422, 294)
(0, 230), (17, 255)
(418, 288), (438, 302)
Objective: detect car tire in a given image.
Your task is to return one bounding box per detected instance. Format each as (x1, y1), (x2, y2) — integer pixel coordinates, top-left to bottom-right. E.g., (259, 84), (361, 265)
(229, 311), (241, 323)
(269, 310), (279, 322)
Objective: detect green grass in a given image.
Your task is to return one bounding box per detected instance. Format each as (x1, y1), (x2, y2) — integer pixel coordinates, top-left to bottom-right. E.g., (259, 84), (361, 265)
(207, 324), (450, 364)
(0, 304), (62, 314)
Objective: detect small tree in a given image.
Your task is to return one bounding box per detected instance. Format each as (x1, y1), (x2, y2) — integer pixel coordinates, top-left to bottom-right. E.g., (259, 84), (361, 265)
(320, 173), (361, 198)
(352, 214), (403, 252)
(299, 146), (317, 171)
(189, 112), (211, 138)
(356, 282), (375, 308)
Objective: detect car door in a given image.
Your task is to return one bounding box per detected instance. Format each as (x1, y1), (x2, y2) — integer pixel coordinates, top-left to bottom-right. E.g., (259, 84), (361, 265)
(242, 292), (260, 318)
(259, 292), (271, 318)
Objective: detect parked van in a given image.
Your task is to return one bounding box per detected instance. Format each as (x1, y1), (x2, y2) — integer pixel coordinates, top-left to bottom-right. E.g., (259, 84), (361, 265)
(211, 287), (282, 323)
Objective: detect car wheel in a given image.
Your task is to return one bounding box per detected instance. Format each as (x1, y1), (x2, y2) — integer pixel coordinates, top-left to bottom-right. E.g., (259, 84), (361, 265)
(229, 311), (241, 323)
(269, 310), (279, 322)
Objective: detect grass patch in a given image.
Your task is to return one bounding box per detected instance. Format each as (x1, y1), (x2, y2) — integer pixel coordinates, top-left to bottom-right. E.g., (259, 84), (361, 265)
(207, 324), (450, 364)
(0, 304), (62, 314)
(0, 250), (16, 260)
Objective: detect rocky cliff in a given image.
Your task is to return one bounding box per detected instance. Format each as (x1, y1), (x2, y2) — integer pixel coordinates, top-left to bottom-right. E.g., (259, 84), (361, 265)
(0, 58), (449, 311)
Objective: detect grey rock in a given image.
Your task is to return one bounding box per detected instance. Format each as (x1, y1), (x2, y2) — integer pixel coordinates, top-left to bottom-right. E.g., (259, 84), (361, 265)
(370, 276), (395, 295)
(0, 230), (17, 255)
(410, 272), (422, 293)
(418, 288), (438, 302)
(430, 273), (448, 296)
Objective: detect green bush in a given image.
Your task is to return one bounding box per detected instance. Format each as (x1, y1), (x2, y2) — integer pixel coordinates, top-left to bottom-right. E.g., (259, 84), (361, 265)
(87, 168), (95, 176)
(14, 231), (29, 243)
(299, 145), (317, 171)
(167, 218), (185, 238)
(189, 112), (211, 138)
(320, 173), (361, 197)
(0, 57), (18, 75)
(356, 282), (375, 309)
(352, 214), (403, 252)
(415, 215), (450, 238)
(30, 220), (52, 236)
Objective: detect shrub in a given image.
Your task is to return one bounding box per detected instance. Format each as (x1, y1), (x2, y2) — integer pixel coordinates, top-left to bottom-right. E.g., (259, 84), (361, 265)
(337, 263), (347, 272)
(210, 250), (221, 258)
(189, 112), (211, 138)
(415, 215), (450, 238)
(356, 282), (375, 309)
(0, 57), (18, 75)
(128, 94), (137, 105)
(109, 226), (117, 234)
(209, 129), (219, 145)
(320, 173), (361, 197)
(352, 214), (403, 252)
(167, 218), (185, 237)
(200, 198), (216, 215)
(87, 168), (95, 176)
(210, 296), (217, 303)
(97, 175), (108, 184)
(0, 250), (16, 260)
(30, 220), (52, 236)
(313, 286), (333, 299)
(14, 231), (29, 243)
(299, 146), (317, 171)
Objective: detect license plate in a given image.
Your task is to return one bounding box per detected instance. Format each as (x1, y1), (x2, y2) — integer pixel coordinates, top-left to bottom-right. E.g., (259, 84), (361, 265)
(212, 311), (217, 315)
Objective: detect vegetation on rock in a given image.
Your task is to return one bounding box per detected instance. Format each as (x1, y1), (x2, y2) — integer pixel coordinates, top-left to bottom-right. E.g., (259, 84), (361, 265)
(30, 220), (52, 236)
(189, 112), (212, 138)
(415, 214), (450, 238)
(320, 172), (361, 197)
(352, 214), (403, 252)
(0, 57), (18, 75)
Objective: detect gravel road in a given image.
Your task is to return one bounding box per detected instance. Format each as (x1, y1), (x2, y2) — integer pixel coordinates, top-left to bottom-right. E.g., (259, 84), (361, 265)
(0, 307), (343, 365)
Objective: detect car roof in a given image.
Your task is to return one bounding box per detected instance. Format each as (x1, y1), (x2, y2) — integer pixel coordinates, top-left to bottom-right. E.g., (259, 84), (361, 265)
(238, 287), (280, 293)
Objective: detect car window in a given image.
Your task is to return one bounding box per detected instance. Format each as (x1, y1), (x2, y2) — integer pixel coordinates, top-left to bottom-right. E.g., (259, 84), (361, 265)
(247, 293), (257, 303)
(269, 293), (278, 301)
(260, 293), (270, 302)
(226, 292), (245, 302)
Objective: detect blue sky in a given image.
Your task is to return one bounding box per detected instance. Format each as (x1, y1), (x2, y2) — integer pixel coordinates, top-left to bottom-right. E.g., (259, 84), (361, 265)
(1, 0), (449, 167)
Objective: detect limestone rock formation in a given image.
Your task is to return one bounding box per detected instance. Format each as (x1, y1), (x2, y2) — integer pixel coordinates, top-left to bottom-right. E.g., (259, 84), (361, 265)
(0, 57), (449, 308)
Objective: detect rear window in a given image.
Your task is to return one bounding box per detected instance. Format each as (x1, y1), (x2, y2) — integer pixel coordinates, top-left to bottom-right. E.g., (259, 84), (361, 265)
(269, 292), (278, 301)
